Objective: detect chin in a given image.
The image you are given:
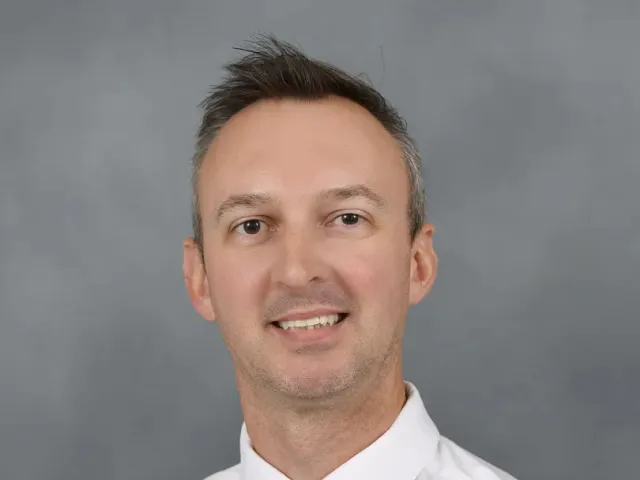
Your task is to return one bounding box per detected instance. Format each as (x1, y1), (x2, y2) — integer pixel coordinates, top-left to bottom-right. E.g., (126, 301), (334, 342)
(274, 368), (361, 401)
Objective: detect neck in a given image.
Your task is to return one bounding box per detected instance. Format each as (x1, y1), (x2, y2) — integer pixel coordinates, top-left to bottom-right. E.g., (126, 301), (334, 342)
(238, 365), (406, 480)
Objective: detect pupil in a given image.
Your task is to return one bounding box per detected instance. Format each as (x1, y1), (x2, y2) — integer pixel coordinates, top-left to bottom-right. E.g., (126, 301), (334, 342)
(342, 214), (359, 225)
(243, 220), (261, 234)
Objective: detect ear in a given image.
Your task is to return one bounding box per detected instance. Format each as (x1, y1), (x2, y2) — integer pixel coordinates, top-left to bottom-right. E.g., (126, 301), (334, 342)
(408, 223), (438, 306)
(182, 237), (216, 322)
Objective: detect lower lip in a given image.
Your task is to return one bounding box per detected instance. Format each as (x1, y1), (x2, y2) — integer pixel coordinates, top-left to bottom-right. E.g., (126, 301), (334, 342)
(269, 317), (347, 346)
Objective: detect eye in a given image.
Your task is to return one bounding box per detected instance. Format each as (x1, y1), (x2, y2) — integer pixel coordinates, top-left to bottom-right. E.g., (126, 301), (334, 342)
(333, 213), (363, 226)
(234, 219), (264, 235)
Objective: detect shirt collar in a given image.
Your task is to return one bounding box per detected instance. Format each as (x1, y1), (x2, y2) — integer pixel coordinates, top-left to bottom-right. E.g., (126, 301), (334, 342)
(239, 381), (441, 480)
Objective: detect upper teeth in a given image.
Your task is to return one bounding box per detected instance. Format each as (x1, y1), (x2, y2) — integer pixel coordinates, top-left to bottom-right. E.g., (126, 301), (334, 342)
(277, 314), (341, 330)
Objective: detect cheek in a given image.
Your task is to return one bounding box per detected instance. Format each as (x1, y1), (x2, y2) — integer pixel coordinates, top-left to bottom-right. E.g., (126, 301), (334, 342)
(337, 241), (411, 302)
(207, 253), (269, 322)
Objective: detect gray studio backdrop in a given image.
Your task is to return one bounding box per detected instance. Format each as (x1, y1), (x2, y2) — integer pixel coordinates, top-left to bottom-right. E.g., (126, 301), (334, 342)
(1, 1), (638, 479)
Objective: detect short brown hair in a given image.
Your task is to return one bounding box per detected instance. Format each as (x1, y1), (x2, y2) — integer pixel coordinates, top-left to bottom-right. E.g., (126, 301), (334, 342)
(191, 34), (426, 254)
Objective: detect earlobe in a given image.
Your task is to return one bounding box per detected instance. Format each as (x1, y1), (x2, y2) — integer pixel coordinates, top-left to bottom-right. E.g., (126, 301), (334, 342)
(182, 238), (216, 322)
(409, 224), (438, 305)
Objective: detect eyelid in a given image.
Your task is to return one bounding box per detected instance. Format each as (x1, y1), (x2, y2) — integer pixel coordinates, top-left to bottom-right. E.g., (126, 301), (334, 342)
(329, 210), (369, 224)
(230, 217), (267, 233)
(229, 211), (369, 233)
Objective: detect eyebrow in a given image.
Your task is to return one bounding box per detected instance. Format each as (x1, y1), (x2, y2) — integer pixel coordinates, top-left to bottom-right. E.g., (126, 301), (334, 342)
(320, 184), (387, 209)
(215, 184), (386, 224)
(216, 193), (274, 223)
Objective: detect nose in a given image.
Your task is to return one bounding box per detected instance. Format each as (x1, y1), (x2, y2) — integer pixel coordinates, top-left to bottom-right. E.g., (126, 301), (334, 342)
(271, 227), (324, 289)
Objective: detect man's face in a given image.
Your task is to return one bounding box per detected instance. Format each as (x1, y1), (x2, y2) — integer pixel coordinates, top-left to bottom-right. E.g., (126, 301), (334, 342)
(183, 97), (436, 400)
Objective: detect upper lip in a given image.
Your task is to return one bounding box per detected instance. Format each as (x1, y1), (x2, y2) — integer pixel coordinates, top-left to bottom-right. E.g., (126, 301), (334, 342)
(272, 308), (346, 323)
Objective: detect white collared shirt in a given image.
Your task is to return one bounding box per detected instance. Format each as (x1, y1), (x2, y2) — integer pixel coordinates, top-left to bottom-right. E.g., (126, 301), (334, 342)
(204, 381), (517, 480)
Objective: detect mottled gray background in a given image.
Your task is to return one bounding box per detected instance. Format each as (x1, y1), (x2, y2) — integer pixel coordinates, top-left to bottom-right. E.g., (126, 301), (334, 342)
(1, 1), (638, 479)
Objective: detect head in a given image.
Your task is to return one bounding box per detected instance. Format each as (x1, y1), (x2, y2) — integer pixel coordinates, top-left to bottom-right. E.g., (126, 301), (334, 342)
(183, 35), (437, 403)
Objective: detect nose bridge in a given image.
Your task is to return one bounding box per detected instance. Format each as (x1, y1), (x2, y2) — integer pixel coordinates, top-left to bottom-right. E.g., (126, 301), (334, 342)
(273, 222), (320, 287)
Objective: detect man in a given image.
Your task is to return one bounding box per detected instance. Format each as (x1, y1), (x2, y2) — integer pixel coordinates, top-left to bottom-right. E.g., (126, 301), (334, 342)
(183, 35), (517, 480)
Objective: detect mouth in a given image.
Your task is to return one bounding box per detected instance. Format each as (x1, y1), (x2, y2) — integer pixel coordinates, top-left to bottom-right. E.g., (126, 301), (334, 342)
(271, 313), (349, 331)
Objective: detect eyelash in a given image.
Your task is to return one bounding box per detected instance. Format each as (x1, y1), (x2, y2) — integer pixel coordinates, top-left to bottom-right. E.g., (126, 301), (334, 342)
(231, 213), (366, 235)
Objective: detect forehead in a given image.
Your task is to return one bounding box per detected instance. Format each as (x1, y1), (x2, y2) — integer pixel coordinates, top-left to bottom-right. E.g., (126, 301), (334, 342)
(199, 97), (409, 208)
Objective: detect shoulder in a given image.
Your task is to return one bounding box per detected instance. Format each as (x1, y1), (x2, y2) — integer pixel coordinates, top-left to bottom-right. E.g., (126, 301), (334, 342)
(202, 463), (241, 480)
(433, 436), (517, 480)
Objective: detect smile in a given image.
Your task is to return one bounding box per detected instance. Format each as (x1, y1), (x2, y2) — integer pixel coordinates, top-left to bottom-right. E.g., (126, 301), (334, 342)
(274, 313), (348, 330)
